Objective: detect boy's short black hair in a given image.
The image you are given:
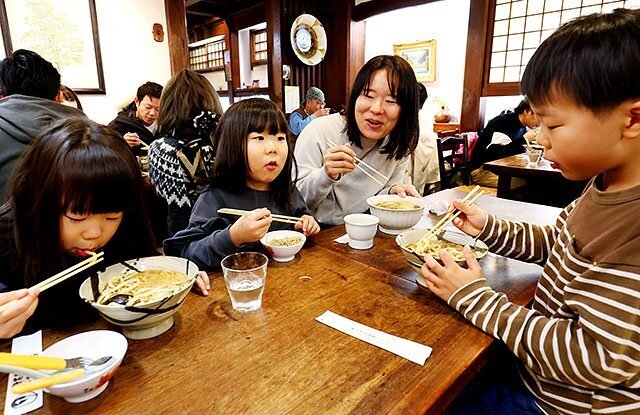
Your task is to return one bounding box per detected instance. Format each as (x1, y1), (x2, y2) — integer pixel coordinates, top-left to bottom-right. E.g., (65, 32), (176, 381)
(0, 49), (61, 100)
(521, 8), (640, 112)
(514, 99), (531, 115)
(136, 81), (163, 102)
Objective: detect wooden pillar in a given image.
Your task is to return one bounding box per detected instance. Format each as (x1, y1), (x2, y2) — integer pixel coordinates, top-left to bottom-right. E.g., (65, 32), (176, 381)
(266, 0), (283, 108)
(165, 0), (188, 75)
(460, 0), (491, 132)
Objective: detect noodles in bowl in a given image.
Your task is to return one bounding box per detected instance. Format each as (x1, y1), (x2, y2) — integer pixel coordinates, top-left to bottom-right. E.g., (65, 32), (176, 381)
(97, 270), (192, 307)
(395, 229), (488, 287)
(79, 256), (199, 340)
(268, 236), (304, 247)
(375, 200), (421, 210)
(404, 233), (468, 262)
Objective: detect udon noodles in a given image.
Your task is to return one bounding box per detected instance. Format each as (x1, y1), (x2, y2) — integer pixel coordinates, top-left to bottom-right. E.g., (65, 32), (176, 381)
(269, 236), (303, 247)
(376, 200), (420, 210)
(97, 269), (191, 306)
(404, 234), (467, 262)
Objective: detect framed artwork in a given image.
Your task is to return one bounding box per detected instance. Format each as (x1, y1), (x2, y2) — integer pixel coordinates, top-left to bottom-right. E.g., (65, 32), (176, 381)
(0, 0), (106, 94)
(393, 39), (436, 83)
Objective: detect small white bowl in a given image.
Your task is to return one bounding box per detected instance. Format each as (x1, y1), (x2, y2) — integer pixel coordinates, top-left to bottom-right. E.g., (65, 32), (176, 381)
(260, 230), (306, 262)
(79, 256), (198, 340)
(343, 213), (379, 250)
(42, 330), (127, 403)
(396, 228), (488, 287)
(366, 195), (426, 235)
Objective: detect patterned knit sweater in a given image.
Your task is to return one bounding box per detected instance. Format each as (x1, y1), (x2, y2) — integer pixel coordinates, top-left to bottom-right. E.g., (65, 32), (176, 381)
(449, 178), (640, 414)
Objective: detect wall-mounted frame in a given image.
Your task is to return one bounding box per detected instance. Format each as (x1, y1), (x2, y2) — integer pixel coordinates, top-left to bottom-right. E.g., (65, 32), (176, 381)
(393, 39), (436, 83)
(0, 0), (106, 94)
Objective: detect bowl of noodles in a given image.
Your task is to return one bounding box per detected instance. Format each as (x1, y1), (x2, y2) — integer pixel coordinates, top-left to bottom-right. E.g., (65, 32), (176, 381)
(79, 256), (199, 340)
(366, 195), (426, 235)
(395, 228), (488, 287)
(260, 230), (306, 262)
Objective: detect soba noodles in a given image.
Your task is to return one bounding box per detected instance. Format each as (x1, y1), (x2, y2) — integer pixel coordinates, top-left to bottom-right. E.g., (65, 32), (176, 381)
(97, 270), (191, 306)
(269, 236), (303, 247)
(376, 200), (420, 210)
(405, 234), (467, 262)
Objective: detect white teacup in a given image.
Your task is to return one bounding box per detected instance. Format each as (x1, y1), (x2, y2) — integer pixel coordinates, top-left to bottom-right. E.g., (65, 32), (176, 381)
(343, 213), (379, 250)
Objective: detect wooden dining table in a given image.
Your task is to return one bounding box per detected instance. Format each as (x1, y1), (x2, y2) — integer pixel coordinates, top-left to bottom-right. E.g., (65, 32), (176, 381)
(482, 153), (588, 207)
(0, 189), (562, 415)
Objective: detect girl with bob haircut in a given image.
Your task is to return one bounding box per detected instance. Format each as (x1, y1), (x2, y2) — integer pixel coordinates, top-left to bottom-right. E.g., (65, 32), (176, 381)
(165, 98), (320, 271)
(294, 55), (421, 226)
(148, 68), (223, 237)
(0, 118), (157, 331)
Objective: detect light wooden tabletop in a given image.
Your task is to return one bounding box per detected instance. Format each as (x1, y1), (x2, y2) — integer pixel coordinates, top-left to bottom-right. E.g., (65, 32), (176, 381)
(0, 190), (562, 414)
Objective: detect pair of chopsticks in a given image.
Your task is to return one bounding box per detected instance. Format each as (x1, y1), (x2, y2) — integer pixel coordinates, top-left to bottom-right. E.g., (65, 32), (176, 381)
(423, 185), (484, 242)
(0, 252), (104, 314)
(326, 140), (389, 187)
(217, 208), (300, 225)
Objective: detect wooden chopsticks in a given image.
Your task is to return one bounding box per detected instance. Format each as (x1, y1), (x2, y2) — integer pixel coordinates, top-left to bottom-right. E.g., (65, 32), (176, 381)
(217, 208), (300, 225)
(0, 252), (104, 314)
(326, 140), (389, 187)
(422, 185), (484, 242)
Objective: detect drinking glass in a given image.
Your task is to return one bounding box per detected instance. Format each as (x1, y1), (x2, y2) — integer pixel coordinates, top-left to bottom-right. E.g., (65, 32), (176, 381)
(526, 147), (543, 168)
(221, 252), (268, 312)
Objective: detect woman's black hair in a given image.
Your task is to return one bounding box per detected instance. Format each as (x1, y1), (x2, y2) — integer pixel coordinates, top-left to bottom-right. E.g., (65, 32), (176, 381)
(521, 8), (640, 113)
(10, 118), (156, 284)
(211, 98), (295, 209)
(344, 55), (419, 160)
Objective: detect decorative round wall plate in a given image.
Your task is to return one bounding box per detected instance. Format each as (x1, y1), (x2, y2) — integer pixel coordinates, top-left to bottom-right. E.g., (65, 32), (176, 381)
(290, 14), (327, 66)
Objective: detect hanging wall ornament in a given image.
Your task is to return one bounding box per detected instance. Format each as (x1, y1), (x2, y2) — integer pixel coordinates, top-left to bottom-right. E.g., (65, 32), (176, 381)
(290, 14), (327, 66)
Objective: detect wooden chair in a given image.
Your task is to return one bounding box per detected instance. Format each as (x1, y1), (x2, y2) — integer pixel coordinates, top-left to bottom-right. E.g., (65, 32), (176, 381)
(436, 134), (470, 190)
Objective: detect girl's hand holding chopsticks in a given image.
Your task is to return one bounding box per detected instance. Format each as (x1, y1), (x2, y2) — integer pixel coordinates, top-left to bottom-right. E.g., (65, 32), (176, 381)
(294, 215), (321, 236)
(0, 288), (39, 339)
(228, 208), (273, 246)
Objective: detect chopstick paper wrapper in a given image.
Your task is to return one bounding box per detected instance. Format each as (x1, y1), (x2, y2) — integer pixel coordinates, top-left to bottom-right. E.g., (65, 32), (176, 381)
(4, 331), (43, 415)
(316, 310), (432, 365)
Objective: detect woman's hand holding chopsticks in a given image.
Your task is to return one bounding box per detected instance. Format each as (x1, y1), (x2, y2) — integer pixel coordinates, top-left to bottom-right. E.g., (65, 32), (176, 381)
(390, 184), (421, 198)
(323, 143), (356, 180)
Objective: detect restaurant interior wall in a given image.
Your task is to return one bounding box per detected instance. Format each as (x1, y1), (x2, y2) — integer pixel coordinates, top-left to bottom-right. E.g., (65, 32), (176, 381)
(364, 0), (470, 122)
(0, 0), (171, 124)
(239, 22), (268, 89)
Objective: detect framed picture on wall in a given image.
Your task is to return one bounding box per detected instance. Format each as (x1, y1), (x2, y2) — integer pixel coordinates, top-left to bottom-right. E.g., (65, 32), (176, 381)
(0, 0), (106, 94)
(393, 39), (436, 83)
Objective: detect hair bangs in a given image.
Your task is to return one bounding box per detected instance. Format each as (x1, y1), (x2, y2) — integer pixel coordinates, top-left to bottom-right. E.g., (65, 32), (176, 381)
(247, 100), (288, 136)
(61, 146), (137, 215)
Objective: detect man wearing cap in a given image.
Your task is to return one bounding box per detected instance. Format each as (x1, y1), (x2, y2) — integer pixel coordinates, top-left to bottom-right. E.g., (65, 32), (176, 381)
(289, 86), (330, 138)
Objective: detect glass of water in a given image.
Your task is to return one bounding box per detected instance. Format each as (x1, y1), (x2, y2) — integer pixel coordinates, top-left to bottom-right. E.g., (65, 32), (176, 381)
(221, 252), (268, 312)
(526, 147), (543, 168)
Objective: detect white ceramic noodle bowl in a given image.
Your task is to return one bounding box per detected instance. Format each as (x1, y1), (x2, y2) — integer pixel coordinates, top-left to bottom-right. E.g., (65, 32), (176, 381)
(42, 330), (128, 403)
(79, 256), (199, 340)
(343, 213), (379, 250)
(395, 228), (488, 287)
(260, 230), (306, 262)
(366, 195), (426, 235)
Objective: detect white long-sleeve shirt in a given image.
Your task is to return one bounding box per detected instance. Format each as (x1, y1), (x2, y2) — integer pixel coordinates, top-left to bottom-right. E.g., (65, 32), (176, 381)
(294, 113), (408, 225)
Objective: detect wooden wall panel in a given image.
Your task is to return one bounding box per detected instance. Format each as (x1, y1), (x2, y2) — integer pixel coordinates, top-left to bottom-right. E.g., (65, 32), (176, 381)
(279, 0), (353, 112)
(165, 0), (189, 75)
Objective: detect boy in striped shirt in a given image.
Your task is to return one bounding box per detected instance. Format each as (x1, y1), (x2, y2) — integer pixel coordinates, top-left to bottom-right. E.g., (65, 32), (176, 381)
(422, 8), (640, 415)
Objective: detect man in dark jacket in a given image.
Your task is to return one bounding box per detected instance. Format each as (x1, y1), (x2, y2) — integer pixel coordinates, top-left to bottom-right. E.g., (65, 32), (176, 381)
(0, 49), (85, 201)
(107, 82), (162, 155)
(469, 99), (539, 187)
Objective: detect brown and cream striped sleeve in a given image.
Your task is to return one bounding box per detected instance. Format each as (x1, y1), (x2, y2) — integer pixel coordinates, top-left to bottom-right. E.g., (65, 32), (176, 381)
(448, 240), (640, 391)
(477, 199), (578, 266)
